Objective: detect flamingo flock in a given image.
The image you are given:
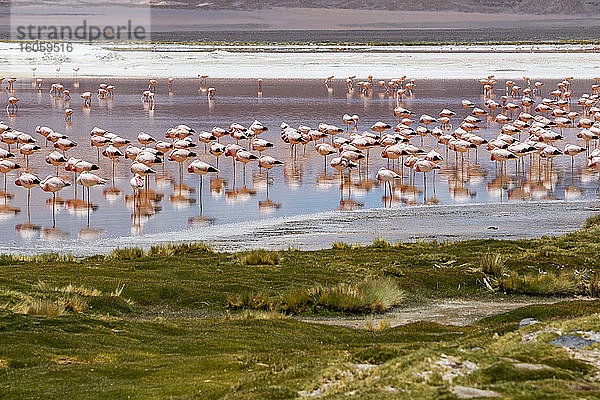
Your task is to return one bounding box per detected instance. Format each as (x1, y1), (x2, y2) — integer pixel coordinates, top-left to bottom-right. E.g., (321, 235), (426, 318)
(0, 72), (600, 237)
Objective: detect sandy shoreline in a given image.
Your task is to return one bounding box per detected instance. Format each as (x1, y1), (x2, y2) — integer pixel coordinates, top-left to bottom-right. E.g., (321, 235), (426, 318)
(1, 200), (596, 256)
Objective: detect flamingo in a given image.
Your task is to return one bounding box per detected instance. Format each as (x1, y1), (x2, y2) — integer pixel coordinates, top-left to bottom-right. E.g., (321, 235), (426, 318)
(564, 144), (586, 179)
(36, 125), (54, 146)
(168, 149), (197, 182)
(19, 143), (41, 169)
(211, 127), (227, 143)
(131, 162), (156, 177)
(235, 150), (258, 185)
(209, 142), (226, 169)
(188, 160), (219, 197)
(81, 92), (92, 107)
(258, 156), (283, 197)
(15, 173), (40, 223)
(53, 138), (76, 156)
(249, 120), (268, 136)
(39, 175), (70, 227)
(138, 132), (156, 148)
(6, 97), (18, 113)
(77, 172), (107, 225)
(376, 167), (401, 204)
(0, 160), (20, 194)
(251, 138), (274, 156)
(102, 145), (124, 184)
(0, 148), (14, 160)
(331, 156), (357, 184)
(90, 135), (111, 162)
(413, 159), (440, 200)
(130, 174), (144, 216)
(1, 131), (17, 151)
(198, 131), (217, 152)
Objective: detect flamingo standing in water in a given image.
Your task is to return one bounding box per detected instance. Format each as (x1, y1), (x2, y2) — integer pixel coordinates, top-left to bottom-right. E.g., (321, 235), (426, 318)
(15, 173), (40, 223)
(81, 92), (92, 107)
(235, 150), (258, 186)
(224, 143), (242, 183)
(168, 149), (197, 182)
(187, 160), (219, 203)
(1, 130), (17, 152)
(331, 156), (356, 184)
(258, 155), (283, 197)
(39, 175), (70, 228)
(36, 125), (54, 146)
(19, 143), (41, 169)
(209, 142), (226, 169)
(77, 172), (106, 225)
(6, 97), (18, 113)
(54, 138), (77, 156)
(138, 132), (156, 148)
(102, 145), (124, 184)
(211, 127), (227, 143)
(91, 134), (111, 162)
(412, 159), (440, 200)
(376, 167), (401, 205)
(316, 143), (336, 172)
(0, 159), (20, 194)
(198, 131), (217, 152)
(564, 143), (585, 181)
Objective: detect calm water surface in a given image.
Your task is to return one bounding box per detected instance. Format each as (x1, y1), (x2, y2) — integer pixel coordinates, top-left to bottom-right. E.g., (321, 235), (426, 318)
(0, 77), (598, 251)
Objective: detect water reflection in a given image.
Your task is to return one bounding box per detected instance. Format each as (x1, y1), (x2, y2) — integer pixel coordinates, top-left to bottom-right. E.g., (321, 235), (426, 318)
(0, 77), (598, 247)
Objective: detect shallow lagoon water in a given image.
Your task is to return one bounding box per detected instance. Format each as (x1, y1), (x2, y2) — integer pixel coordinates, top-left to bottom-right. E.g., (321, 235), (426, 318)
(0, 77), (599, 254)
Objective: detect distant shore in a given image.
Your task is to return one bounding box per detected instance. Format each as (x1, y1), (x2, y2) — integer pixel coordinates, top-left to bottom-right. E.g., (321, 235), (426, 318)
(2, 41), (600, 80)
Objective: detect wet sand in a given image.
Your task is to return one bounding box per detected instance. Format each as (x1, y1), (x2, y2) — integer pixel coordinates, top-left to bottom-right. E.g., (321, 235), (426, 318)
(0, 77), (598, 254)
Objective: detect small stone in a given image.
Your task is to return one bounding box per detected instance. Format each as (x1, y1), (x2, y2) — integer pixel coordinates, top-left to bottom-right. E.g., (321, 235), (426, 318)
(550, 335), (599, 349)
(519, 318), (538, 328)
(452, 386), (500, 399)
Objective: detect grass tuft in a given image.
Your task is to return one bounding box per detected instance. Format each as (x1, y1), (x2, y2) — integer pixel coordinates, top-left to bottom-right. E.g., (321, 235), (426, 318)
(371, 237), (390, 248)
(63, 295), (88, 314)
(331, 242), (350, 249)
(148, 243), (212, 257)
(238, 250), (281, 266)
(108, 247), (145, 260)
(589, 273), (600, 298)
(499, 271), (578, 296)
(229, 277), (404, 314)
(313, 277), (404, 313)
(365, 318), (391, 331)
(14, 299), (65, 316)
(583, 214), (600, 229)
(480, 253), (506, 277)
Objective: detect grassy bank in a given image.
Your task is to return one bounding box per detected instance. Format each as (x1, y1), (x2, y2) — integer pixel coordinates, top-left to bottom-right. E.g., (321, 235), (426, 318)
(1, 217), (600, 398)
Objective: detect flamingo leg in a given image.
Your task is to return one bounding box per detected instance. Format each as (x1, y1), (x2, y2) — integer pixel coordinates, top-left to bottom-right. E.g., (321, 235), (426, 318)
(27, 188), (31, 224)
(87, 187), (90, 227)
(52, 192), (56, 228)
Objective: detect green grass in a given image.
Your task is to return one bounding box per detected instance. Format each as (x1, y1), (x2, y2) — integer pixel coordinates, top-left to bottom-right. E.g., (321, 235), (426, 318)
(2, 308), (600, 399)
(2, 223), (600, 397)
